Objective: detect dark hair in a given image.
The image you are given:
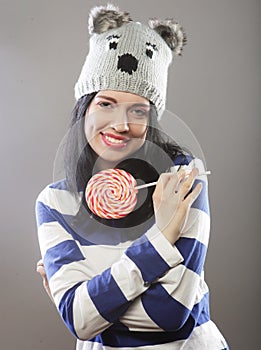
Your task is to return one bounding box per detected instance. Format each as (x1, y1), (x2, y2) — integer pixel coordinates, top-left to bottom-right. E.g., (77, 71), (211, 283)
(64, 93), (191, 228)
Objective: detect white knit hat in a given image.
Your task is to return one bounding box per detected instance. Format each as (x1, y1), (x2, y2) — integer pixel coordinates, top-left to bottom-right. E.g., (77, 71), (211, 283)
(74, 4), (186, 119)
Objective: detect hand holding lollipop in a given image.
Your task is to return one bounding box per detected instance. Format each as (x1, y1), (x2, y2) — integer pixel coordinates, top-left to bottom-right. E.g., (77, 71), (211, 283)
(85, 167), (210, 220)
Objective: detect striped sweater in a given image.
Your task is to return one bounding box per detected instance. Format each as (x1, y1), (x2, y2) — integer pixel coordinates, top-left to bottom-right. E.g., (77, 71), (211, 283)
(36, 158), (229, 349)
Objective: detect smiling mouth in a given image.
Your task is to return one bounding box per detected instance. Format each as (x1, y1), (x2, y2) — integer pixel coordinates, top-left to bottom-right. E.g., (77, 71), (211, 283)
(101, 133), (129, 148)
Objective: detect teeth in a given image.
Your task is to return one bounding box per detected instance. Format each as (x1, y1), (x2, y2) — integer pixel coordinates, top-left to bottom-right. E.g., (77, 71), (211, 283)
(105, 135), (125, 144)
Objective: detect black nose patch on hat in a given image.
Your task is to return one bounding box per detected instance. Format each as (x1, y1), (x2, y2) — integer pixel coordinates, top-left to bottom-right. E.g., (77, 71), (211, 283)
(117, 53), (138, 75)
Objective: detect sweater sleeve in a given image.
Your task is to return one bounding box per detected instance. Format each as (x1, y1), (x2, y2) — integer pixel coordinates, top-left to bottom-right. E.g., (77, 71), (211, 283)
(119, 158), (211, 333)
(36, 185), (184, 341)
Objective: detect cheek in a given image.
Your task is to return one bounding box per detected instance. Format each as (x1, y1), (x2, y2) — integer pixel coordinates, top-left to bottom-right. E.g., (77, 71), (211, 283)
(130, 123), (149, 139)
(84, 114), (105, 141)
(84, 117), (92, 142)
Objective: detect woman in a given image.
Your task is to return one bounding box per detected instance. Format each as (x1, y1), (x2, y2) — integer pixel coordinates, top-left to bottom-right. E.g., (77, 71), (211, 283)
(36, 4), (229, 349)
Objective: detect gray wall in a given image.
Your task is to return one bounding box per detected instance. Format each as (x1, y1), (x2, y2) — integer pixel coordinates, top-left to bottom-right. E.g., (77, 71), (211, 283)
(0, 0), (260, 349)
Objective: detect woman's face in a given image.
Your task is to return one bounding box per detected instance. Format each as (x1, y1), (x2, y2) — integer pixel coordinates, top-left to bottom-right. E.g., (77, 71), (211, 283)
(84, 90), (150, 169)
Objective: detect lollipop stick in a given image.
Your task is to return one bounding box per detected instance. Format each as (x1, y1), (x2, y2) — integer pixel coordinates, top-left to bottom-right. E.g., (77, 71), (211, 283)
(135, 171), (211, 190)
(135, 181), (158, 190)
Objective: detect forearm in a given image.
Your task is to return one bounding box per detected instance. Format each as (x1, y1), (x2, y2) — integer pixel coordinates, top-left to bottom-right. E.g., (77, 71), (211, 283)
(38, 212), (183, 340)
(119, 177), (210, 333)
(36, 158), (209, 339)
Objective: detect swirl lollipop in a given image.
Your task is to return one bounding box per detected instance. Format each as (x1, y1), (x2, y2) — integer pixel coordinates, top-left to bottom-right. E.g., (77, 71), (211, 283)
(85, 168), (138, 219)
(86, 167), (212, 220)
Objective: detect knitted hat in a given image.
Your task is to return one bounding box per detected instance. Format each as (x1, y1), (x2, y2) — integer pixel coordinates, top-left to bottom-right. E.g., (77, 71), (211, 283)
(74, 4), (186, 119)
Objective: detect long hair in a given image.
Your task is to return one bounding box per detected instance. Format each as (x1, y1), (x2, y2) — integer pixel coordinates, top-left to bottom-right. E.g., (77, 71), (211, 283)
(64, 93), (191, 228)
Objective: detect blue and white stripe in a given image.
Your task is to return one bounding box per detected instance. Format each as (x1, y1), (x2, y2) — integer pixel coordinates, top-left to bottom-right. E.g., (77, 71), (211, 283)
(36, 158), (229, 349)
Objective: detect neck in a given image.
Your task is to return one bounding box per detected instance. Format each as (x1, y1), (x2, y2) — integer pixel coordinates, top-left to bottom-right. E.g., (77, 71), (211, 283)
(94, 157), (119, 172)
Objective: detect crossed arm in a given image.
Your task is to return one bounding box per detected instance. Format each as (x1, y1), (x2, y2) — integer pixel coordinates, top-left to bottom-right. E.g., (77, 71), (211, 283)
(36, 160), (209, 340)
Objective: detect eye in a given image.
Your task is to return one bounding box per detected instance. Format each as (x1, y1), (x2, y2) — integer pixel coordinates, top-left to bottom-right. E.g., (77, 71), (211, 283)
(106, 34), (121, 50)
(98, 101), (113, 109)
(133, 109), (146, 116)
(129, 108), (149, 119)
(146, 42), (158, 59)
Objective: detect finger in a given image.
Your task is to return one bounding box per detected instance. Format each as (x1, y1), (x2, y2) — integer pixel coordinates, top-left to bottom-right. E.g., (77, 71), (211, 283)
(153, 173), (172, 198)
(178, 168), (199, 197)
(36, 259), (44, 267)
(43, 278), (50, 289)
(165, 173), (180, 194)
(176, 168), (187, 181)
(183, 182), (202, 206)
(184, 167), (199, 182)
(173, 170), (187, 193)
(162, 169), (187, 194)
(36, 265), (47, 278)
(154, 170), (186, 201)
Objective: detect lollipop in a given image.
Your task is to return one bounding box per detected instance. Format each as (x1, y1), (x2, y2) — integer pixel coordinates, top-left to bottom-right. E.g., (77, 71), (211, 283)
(86, 168), (212, 219)
(85, 168), (138, 219)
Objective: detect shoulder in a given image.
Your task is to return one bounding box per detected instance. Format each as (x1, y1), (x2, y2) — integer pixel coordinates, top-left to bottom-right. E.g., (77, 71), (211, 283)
(173, 153), (194, 166)
(36, 179), (69, 202)
(173, 154), (207, 176)
(36, 179), (82, 216)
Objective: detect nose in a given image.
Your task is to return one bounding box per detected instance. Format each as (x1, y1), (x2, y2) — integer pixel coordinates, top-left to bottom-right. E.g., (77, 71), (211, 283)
(110, 108), (129, 132)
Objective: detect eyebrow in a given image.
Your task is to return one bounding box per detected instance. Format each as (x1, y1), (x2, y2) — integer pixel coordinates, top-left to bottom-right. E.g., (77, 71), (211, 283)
(95, 95), (150, 108)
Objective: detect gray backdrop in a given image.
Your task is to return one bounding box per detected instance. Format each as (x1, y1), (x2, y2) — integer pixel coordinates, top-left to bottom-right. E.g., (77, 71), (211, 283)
(0, 0), (260, 349)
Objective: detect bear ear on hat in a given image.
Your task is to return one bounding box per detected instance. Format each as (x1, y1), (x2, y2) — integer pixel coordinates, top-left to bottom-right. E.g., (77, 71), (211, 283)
(148, 18), (187, 56)
(89, 3), (132, 35)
